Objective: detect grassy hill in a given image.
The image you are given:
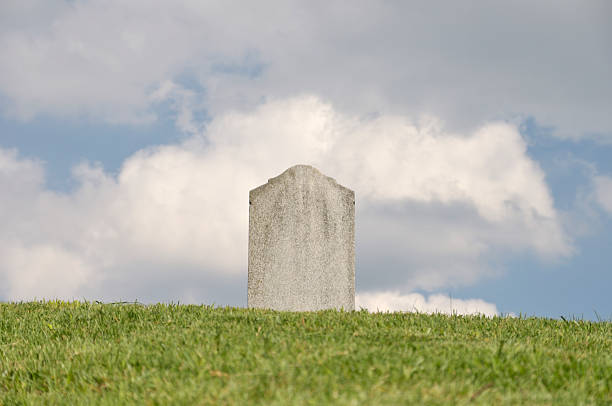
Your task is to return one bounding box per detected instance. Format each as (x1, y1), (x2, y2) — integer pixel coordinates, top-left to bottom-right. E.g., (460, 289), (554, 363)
(0, 302), (610, 405)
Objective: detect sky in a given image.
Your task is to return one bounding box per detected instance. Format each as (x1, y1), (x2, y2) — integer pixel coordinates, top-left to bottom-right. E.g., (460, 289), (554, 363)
(1, 1), (611, 319)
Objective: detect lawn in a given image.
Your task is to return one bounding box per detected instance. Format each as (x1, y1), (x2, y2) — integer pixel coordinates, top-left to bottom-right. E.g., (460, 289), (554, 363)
(0, 301), (610, 405)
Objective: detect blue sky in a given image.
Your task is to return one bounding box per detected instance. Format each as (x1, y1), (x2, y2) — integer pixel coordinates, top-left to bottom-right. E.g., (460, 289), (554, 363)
(1, 1), (611, 319)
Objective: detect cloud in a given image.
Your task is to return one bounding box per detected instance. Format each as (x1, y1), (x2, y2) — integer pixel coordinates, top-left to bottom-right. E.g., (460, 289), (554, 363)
(0, 1), (610, 138)
(356, 291), (499, 317)
(0, 96), (571, 302)
(592, 175), (612, 215)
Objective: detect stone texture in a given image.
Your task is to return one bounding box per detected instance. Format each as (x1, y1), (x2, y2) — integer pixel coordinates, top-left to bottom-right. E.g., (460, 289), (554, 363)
(248, 165), (355, 311)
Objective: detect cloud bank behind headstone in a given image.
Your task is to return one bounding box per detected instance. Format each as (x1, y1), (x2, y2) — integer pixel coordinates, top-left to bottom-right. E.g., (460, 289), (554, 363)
(0, 96), (571, 304)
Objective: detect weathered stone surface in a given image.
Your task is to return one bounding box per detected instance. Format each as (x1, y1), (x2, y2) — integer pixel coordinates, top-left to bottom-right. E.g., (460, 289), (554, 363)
(248, 165), (355, 311)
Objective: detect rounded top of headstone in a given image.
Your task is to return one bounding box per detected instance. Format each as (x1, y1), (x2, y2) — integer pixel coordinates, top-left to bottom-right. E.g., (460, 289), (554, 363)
(270, 164), (335, 184)
(249, 164), (354, 201)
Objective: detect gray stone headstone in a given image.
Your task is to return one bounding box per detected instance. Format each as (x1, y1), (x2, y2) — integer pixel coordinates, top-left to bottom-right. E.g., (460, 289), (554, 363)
(248, 165), (355, 311)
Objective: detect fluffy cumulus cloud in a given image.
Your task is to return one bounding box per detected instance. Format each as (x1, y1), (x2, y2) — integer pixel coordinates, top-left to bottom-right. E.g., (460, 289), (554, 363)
(355, 291), (499, 317)
(0, 96), (571, 304)
(0, 1), (610, 138)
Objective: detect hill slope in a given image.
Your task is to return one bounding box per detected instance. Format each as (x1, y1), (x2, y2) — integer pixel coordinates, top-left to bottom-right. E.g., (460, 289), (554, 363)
(0, 302), (610, 405)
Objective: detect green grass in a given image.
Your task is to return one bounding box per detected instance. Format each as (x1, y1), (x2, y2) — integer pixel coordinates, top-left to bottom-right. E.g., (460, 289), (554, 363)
(0, 302), (611, 405)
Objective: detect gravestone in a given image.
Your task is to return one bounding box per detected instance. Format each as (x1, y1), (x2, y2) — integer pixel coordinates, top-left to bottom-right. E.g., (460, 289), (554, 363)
(248, 165), (355, 311)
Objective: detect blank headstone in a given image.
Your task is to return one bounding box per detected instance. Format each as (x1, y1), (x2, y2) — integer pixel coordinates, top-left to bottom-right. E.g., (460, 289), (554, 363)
(248, 165), (355, 311)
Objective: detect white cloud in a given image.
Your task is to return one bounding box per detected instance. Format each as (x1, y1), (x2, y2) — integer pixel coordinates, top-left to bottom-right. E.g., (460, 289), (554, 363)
(593, 175), (612, 214)
(356, 291), (499, 317)
(0, 1), (610, 138)
(1, 242), (95, 300)
(0, 96), (571, 302)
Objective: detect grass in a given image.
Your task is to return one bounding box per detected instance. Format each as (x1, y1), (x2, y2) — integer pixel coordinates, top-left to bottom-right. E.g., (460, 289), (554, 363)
(0, 302), (611, 405)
